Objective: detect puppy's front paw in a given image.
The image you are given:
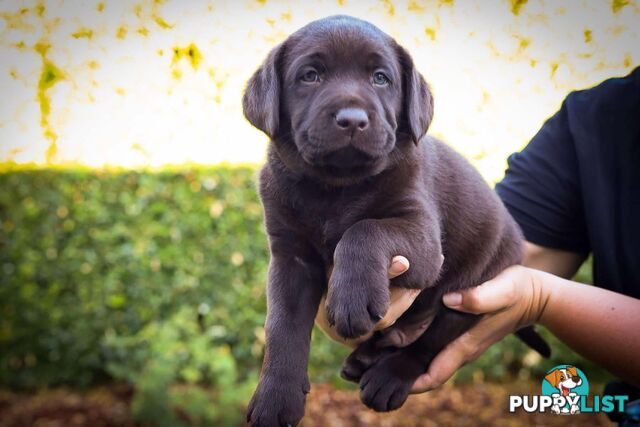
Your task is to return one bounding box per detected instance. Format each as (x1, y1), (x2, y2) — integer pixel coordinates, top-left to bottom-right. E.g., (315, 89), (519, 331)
(325, 267), (389, 339)
(359, 351), (424, 412)
(247, 375), (309, 427)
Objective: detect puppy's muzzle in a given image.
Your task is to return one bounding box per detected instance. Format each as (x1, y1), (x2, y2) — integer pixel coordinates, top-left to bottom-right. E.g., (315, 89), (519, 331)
(320, 146), (377, 169)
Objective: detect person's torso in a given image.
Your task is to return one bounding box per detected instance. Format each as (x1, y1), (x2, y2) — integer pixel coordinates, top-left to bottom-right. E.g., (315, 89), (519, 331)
(567, 67), (640, 297)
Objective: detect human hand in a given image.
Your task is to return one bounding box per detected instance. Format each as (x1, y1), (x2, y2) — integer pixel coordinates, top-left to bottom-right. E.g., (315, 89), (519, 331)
(315, 256), (420, 347)
(411, 265), (548, 392)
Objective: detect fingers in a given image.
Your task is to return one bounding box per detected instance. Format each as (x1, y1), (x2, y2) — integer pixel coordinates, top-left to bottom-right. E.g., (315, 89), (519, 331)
(410, 340), (464, 393)
(411, 301), (519, 393)
(375, 313), (434, 347)
(411, 267), (530, 393)
(442, 268), (520, 314)
(374, 286), (420, 330)
(410, 326), (499, 393)
(374, 256), (415, 330)
(388, 256), (410, 278)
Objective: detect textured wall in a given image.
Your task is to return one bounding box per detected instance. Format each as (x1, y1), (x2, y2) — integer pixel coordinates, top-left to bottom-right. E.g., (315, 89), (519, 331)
(1, 0), (638, 182)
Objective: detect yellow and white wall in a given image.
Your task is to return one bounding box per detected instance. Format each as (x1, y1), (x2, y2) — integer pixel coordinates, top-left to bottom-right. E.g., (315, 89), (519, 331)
(1, 0), (638, 182)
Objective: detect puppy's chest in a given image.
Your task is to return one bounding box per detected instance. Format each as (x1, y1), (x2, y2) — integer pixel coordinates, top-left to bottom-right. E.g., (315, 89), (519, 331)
(291, 191), (378, 261)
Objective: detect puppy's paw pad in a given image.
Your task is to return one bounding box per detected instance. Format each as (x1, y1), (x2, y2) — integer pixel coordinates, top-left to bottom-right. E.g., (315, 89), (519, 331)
(333, 309), (375, 339)
(358, 353), (424, 412)
(247, 378), (307, 427)
(325, 284), (389, 339)
(359, 371), (411, 412)
(324, 298), (377, 339)
(341, 342), (395, 383)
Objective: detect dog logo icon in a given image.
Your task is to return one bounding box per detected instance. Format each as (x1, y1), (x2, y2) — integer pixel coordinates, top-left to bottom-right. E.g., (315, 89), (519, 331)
(510, 364), (628, 415)
(542, 365), (590, 415)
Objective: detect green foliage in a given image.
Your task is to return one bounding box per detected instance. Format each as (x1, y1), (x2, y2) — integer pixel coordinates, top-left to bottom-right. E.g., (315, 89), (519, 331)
(0, 166), (609, 422)
(0, 167), (268, 423)
(106, 307), (255, 426)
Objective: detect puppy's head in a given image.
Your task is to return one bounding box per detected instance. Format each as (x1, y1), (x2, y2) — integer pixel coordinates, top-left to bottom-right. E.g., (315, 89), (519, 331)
(545, 367), (582, 390)
(243, 15), (433, 185)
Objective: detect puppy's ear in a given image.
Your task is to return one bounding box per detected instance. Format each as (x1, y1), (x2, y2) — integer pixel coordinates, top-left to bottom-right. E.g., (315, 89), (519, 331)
(397, 45), (434, 144)
(242, 42), (285, 138)
(544, 370), (560, 388)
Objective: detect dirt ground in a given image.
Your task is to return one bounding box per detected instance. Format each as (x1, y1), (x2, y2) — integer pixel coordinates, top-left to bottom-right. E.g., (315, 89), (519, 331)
(0, 382), (613, 427)
(302, 383), (613, 427)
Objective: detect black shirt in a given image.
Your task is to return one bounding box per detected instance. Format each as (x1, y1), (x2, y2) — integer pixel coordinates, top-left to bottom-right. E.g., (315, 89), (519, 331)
(496, 67), (640, 299)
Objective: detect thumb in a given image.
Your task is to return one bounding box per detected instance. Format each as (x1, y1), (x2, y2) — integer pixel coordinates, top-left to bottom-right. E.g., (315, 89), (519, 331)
(442, 273), (517, 314)
(388, 256), (410, 279)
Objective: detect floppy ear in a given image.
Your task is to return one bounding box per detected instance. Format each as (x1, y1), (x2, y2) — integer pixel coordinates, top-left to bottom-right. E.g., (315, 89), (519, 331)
(396, 45), (434, 144)
(567, 367), (578, 377)
(544, 370), (560, 388)
(242, 42), (285, 138)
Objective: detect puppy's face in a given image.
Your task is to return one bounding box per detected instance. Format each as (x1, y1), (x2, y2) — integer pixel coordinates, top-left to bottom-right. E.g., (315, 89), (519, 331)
(244, 16), (434, 185)
(545, 367), (582, 391)
(282, 25), (401, 178)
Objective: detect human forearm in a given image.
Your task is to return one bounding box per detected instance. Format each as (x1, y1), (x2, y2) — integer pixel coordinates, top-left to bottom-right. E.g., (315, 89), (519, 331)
(409, 265), (640, 392)
(537, 270), (640, 385)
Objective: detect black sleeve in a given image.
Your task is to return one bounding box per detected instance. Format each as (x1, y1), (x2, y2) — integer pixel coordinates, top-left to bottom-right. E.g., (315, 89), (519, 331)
(495, 100), (590, 254)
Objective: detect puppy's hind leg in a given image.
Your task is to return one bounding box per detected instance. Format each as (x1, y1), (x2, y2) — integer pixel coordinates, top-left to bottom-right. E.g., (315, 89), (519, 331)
(358, 308), (480, 412)
(340, 334), (398, 383)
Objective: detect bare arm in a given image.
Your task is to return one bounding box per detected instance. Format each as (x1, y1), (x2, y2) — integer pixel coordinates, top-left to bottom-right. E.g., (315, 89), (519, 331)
(316, 242), (640, 387)
(411, 242), (640, 391)
(538, 270), (640, 384)
(523, 242), (640, 381)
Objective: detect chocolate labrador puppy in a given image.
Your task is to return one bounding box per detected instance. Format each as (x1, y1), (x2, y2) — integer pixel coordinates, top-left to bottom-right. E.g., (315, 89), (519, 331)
(243, 15), (548, 426)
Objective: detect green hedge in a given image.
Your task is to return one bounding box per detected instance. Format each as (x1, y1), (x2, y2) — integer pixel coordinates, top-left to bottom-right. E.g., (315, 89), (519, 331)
(0, 166), (608, 424)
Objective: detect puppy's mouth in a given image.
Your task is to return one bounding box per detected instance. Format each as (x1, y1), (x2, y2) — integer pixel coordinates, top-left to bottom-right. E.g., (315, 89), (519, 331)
(321, 146), (377, 168)
(303, 146), (380, 174)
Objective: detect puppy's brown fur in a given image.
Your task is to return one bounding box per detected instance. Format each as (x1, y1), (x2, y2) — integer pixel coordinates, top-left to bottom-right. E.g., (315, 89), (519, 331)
(244, 16), (547, 426)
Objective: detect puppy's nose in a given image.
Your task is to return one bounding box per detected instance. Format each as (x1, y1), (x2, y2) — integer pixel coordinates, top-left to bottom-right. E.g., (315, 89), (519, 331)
(335, 108), (369, 131)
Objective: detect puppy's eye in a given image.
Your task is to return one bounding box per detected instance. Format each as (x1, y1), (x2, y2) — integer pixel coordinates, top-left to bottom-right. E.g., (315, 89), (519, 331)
(300, 69), (320, 83)
(372, 71), (390, 86)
